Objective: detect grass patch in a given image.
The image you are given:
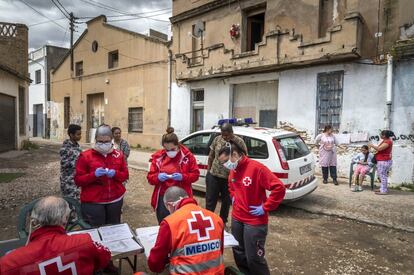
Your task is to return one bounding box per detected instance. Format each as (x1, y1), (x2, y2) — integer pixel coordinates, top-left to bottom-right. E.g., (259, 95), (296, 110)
(21, 140), (39, 151)
(0, 172), (25, 183)
(390, 183), (414, 192)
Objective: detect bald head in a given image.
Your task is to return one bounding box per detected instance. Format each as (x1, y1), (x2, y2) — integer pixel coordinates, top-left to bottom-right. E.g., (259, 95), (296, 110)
(163, 186), (188, 205)
(31, 196), (70, 228)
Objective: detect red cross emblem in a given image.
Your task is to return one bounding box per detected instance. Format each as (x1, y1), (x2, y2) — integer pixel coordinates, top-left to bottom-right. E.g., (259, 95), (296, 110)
(187, 211), (214, 241)
(242, 176), (252, 187)
(38, 256), (77, 275)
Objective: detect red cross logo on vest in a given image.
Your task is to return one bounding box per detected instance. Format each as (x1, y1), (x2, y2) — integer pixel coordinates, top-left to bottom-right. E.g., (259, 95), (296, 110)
(38, 256), (77, 275)
(242, 176), (252, 187)
(187, 211), (215, 241)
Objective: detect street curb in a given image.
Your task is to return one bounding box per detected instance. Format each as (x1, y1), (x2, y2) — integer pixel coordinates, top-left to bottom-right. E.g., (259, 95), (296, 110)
(285, 204), (414, 233)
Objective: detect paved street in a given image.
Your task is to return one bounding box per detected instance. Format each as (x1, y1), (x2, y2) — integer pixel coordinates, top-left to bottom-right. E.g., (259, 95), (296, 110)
(0, 143), (413, 274)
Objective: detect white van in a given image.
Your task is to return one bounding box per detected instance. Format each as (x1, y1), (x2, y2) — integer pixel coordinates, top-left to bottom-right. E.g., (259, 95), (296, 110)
(181, 125), (318, 201)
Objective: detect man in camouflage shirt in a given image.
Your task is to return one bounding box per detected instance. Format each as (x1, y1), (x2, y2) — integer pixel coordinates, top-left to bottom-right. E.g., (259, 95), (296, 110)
(60, 124), (82, 200)
(206, 123), (247, 225)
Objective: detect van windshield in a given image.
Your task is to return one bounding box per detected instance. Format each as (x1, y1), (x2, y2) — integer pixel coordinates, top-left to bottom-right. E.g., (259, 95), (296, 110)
(275, 136), (310, 160)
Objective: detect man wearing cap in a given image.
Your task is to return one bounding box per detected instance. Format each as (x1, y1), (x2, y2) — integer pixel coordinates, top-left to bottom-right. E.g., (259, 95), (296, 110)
(206, 122), (247, 226)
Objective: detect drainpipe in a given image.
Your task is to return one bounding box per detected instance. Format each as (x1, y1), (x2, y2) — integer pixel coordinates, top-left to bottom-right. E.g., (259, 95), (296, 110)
(168, 49), (173, 126)
(385, 54), (393, 130)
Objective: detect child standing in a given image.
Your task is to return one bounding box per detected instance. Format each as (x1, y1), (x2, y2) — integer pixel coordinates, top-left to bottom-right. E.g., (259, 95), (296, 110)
(351, 145), (374, 192)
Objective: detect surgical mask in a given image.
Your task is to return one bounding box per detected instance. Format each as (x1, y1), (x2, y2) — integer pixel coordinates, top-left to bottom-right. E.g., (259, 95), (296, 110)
(166, 150), (178, 158)
(224, 159), (239, 170)
(95, 142), (113, 154)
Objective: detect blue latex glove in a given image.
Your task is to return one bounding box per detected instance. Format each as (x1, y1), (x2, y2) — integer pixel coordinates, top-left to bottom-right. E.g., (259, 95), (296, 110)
(249, 205), (265, 216)
(95, 167), (107, 177)
(171, 173), (183, 181)
(107, 169), (116, 178)
(158, 173), (169, 182)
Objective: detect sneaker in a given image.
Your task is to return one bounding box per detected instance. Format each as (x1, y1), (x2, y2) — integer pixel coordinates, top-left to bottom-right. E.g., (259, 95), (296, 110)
(350, 185), (357, 192)
(323, 180), (328, 184)
(357, 185), (363, 192)
(333, 180), (339, 185)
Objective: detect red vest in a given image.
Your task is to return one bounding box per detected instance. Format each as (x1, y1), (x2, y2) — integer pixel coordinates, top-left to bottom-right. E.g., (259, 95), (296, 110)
(164, 203), (225, 275)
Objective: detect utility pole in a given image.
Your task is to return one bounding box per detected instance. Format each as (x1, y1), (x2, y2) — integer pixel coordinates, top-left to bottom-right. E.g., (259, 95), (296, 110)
(70, 12), (74, 72)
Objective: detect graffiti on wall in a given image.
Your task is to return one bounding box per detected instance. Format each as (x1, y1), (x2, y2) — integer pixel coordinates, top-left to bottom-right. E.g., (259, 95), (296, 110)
(370, 134), (414, 142)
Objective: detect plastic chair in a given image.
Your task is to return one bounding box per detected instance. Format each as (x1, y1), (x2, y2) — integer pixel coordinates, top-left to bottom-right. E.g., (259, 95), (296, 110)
(17, 197), (91, 239)
(348, 162), (376, 190)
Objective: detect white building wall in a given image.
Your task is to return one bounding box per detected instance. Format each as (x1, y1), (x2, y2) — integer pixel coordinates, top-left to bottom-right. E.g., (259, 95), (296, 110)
(278, 62), (414, 184)
(171, 82), (191, 139)
(28, 57), (46, 137)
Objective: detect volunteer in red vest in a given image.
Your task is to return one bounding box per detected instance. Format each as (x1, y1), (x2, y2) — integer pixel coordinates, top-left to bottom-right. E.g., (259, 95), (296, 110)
(148, 186), (225, 274)
(0, 196), (111, 274)
(147, 127), (200, 223)
(75, 124), (129, 227)
(218, 141), (286, 275)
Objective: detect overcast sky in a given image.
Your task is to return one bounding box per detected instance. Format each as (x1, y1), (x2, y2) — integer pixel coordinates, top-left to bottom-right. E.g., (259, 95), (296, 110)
(0, 0), (171, 51)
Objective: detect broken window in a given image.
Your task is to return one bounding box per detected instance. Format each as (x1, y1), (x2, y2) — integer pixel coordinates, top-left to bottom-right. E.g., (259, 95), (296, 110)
(191, 22), (205, 66)
(18, 86), (25, 135)
(128, 107), (143, 133)
(316, 71), (344, 132)
(108, 50), (119, 69)
(318, 0), (334, 38)
(75, 61), (83, 76)
(64, 97), (70, 129)
(35, 69), (41, 84)
(244, 8), (265, 52)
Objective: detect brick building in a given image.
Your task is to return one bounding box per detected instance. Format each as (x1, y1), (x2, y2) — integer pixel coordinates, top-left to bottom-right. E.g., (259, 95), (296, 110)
(0, 22), (30, 152)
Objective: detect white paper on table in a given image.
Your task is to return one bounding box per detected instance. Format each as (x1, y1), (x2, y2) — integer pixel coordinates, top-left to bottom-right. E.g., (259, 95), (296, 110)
(224, 231), (239, 248)
(136, 226), (238, 257)
(136, 226), (160, 257)
(102, 238), (142, 255)
(98, 223), (133, 242)
(67, 229), (102, 243)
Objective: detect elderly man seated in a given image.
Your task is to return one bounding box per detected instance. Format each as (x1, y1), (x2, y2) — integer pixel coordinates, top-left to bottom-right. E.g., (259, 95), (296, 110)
(0, 196), (111, 274)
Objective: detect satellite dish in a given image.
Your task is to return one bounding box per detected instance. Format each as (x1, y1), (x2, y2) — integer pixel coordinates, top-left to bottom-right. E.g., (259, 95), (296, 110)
(193, 21), (205, 38)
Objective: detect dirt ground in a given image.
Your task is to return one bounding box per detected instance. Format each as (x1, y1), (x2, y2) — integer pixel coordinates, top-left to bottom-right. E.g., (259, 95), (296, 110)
(0, 144), (413, 274)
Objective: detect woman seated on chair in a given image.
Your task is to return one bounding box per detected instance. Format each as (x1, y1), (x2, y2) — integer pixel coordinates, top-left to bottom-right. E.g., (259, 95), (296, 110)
(351, 145), (374, 192)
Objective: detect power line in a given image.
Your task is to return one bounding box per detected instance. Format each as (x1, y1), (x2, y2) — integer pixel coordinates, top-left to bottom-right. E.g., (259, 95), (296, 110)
(18, 0), (67, 31)
(28, 17), (67, 27)
(50, 0), (70, 19)
(77, 7), (172, 19)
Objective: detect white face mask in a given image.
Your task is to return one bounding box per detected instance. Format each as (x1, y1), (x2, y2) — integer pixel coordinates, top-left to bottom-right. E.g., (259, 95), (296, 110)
(224, 158), (239, 170)
(95, 142), (113, 154)
(166, 150), (178, 158)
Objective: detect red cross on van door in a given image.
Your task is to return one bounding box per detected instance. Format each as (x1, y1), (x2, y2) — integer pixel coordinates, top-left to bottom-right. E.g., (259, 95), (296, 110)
(187, 211), (215, 241)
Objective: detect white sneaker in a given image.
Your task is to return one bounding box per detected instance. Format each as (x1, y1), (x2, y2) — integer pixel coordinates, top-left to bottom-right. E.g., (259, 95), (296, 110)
(357, 186), (363, 192)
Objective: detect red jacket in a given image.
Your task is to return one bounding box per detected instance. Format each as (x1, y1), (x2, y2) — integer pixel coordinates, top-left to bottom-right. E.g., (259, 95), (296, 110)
(147, 198), (224, 273)
(228, 156), (286, 225)
(376, 139), (393, 161)
(147, 145), (199, 209)
(75, 149), (129, 203)
(0, 226), (111, 274)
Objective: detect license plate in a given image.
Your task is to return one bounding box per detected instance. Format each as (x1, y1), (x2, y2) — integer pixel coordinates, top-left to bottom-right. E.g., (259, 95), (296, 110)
(300, 164), (312, 175)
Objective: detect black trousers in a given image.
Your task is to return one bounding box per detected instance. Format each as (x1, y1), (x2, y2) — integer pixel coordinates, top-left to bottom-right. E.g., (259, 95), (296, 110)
(81, 199), (123, 227)
(156, 194), (171, 224)
(322, 166), (337, 181)
(231, 218), (270, 275)
(205, 172), (231, 224)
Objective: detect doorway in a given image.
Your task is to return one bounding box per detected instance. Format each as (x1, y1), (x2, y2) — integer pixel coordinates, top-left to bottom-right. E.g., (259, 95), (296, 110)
(87, 93), (105, 142)
(0, 93), (16, 152)
(33, 104), (44, 137)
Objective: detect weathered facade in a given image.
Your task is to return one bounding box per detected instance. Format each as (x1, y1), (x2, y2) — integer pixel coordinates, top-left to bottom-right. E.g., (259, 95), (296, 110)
(50, 16), (169, 148)
(170, 0), (414, 184)
(0, 22), (30, 152)
(28, 45), (68, 139)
